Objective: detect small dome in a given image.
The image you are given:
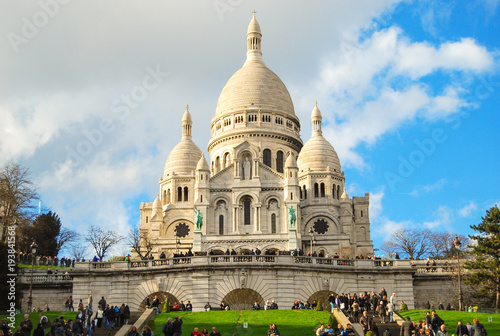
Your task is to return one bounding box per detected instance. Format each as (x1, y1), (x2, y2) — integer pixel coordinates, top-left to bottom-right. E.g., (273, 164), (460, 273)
(151, 194), (162, 218)
(182, 105), (192, 124)
(196, 153), (210, 171)
(247, 15), (261, 35)
(164, 139), (202, 177)
(285, 152), (297, 168)
(311, 100), (322, 120)
(341, 187), (349, 200)
(297, 135), (341, 172)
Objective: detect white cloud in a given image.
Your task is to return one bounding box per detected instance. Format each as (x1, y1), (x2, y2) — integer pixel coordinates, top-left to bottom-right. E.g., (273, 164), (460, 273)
(408, 178), (446, 196)
(458, 202), (478, 217)
(293, 25), (495, 169)
(423, 205), (453, 229)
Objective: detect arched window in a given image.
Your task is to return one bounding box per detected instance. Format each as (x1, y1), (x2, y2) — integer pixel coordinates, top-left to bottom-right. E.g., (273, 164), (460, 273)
(200, 174), (203, 180)
(200, 195), (203, 202)
(271, 214), (276, 234)
(337, 185), (340, 200)
(163, 190), (167, 205)
(314, 183), (319, 198)
(332, 184), (336, 199)
(216, 156), (221, 173)
(320, 183), (325, 197)
(276, 151), (284, 173)
(291, 192), (293, 200)
(263, 149), (272, 167)
(244, 198), (251, 225)
(219, 215), (224, 235)
(177, 187), (182, 202)
(146, 216), (148, 223)
(303, 185), (307, 199)
(300, 188), (303, 199)
(360, 210), (364, 217)
(166, 189), (171, 204)
(224, 152), (230, 167)
(183, 187), (189, 202)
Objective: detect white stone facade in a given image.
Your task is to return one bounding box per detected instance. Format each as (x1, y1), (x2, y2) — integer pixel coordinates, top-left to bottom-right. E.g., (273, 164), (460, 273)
(138, 15), (374, 258)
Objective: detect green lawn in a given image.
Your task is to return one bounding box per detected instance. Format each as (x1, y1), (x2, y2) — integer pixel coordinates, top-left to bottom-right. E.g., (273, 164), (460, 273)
(153, 310), (334, 336)
(398, 310), (499, 335)
(0, 312), (78, 332)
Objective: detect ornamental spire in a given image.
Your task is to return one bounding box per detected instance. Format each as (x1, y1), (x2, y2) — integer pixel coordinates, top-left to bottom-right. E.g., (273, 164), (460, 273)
(246, 11), (263, 63)
(311, 100), (322, 135)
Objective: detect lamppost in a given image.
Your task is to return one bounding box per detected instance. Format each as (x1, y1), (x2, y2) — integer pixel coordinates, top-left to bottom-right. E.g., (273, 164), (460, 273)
(28, 240), (38, 312)
(453, 236), (464, 311)
(309, 227), (314, 255)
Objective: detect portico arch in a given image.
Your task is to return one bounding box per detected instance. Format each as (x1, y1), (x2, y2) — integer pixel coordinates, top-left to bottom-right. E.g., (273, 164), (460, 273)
(308, 290), (336, 308)
(140, 291), (180, 311)
(222, 288), (264, 310)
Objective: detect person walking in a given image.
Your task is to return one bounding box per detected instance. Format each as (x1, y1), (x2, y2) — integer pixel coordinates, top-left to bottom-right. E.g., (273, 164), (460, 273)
(400, 317), (414, 336)
(455, 321), (469, 336)
(360, 311), (373, 335)
(472, 318), (487, 336)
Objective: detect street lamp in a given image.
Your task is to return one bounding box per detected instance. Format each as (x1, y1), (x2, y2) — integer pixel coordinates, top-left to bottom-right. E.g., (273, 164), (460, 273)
(453, 236), (463, 311)
(309, 227), (314, 255)
(28, 240), (38, 312)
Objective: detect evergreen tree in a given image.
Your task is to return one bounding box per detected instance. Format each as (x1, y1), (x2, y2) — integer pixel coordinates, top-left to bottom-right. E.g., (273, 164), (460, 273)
(316, 300), (323, 311)
(464, 205), (500, 308)
(327, 315), (335, 328)
(162, 298), (169, 313)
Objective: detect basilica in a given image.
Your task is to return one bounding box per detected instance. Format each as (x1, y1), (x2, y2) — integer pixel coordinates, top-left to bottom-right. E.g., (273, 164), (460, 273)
(138, 14), (373, 259)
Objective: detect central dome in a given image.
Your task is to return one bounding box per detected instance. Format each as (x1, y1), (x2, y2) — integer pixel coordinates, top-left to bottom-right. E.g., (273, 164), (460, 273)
(214, 13), (296, 119)
(215, 61), (296, 118)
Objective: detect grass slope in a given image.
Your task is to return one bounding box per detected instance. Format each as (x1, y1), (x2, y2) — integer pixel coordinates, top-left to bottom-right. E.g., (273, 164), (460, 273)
(153, 310), (333, 336)
(0, 312), (78, 331)
(398, 310), (499, 335)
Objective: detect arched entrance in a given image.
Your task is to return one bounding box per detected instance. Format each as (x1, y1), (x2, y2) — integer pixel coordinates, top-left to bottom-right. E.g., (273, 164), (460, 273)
(139, 291), (180, 312)
(308, 290), (336, 308)
(222, 289), (264, 310)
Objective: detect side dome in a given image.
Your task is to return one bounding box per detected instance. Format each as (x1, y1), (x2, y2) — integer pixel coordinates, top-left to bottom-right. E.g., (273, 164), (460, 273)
(297, 136), (341, 172)
(163, 106), (203, 177)
(297, 101), (341, 173)
(164, 140), (203, 177)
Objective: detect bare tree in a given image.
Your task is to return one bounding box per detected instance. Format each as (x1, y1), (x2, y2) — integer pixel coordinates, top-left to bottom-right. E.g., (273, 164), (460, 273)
(128, 227), (152, 259)
(0, 161), (39, 241)
(57, 227), (78, 253)
(70, 245), (88, 260)
(389, 228), (432, 260)
(429, 232), (469, 259)
(379, 241), (398, 258)
(84, 225), (123, 261)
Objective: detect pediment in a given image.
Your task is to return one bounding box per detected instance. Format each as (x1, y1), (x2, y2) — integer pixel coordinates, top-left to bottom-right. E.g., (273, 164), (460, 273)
(210, 164), (234, 185)
(341, 207), (352, 216)
(259, 163), (284, 182)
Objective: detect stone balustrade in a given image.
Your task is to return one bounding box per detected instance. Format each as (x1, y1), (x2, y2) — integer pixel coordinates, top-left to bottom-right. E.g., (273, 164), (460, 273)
(72, 255), (413, 272)
(20, 274), (73, 283)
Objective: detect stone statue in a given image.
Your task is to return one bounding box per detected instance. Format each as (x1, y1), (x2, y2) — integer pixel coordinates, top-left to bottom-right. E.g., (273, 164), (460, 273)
(243, 157), (251, 180)
(194, 208), (203, 230)
(288, 205), (296, 228)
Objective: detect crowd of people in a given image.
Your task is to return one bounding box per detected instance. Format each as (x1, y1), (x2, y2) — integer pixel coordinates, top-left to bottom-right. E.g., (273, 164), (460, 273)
(15, 251), (77, 267)
(159, 316), (222, 336)
(397, 310), (488, 336)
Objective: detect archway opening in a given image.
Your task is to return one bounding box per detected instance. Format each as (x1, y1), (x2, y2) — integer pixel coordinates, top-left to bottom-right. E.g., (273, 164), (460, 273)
(307, 290), (336, 308)
(139, 291), (180, 312)
(222, 288), (264, 311)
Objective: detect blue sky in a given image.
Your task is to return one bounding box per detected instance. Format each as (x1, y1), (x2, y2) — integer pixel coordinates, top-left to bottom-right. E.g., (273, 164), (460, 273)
(0, 1), (498, 257)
